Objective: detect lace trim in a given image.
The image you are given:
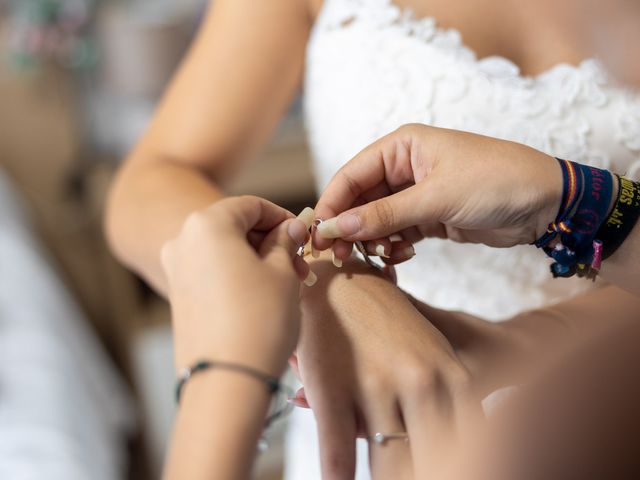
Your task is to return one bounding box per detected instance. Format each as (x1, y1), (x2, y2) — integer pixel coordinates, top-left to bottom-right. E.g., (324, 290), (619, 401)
(317, 0), (606, 84)
(311, 0), (640, 176)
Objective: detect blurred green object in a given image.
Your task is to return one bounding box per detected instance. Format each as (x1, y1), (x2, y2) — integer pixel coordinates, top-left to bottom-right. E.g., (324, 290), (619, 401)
(6, 0), (102, 71)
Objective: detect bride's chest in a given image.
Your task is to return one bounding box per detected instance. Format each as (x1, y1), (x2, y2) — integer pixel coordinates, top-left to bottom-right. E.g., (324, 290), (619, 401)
(309, 0), (579, 76)
(303, 1), (640, 182)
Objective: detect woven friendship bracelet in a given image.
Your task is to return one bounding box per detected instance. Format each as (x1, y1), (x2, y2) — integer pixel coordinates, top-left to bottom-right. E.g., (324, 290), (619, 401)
(595, 176), (640, 260)
(535, 158), (614, 279)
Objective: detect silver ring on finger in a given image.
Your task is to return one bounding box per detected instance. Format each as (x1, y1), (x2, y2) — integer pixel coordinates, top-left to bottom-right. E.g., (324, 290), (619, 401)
(368, 432), (409, 445)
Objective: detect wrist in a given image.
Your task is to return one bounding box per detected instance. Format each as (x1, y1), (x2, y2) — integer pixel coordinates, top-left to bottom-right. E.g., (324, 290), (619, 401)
(176, 352), (289, 381)
(174, 329), (293, 379)
(166, 369), (271, 480)
(534, 155), (564, 241)
(180, 366), (274, 407)
(533, 159), (617, 278)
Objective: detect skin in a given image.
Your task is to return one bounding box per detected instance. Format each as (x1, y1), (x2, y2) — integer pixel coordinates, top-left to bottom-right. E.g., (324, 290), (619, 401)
(427, 317), (640, 480)
(314, 124), (640, 293)
(543, 0), (640, 86)
(162, 196), (640, 479)
(162, 196), (308, 480)
(295, 254), (475, 479)
(308, 1), (640, 474)
(105, 0), (639, 478)
(547, 0), (640, 289)
(106, 0), (311, 294)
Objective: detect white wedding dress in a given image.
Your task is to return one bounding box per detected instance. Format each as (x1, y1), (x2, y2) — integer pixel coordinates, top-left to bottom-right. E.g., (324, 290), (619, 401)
(285, 0), (640, 478)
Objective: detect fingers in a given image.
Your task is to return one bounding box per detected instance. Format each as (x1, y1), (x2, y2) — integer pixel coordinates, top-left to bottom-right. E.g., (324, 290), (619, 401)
(288, 353), (301, 380)
(381, 240), (416, 265)
(259, 207), (315, 279)
(314, 403), (358, 480)
(259, 217), (307, 260)
(314, 129), (415, 250)
(400, 365), (479, 476)
(332, 239), (354, 262)
(215, 195), (294, 234)
(315, 129), (415, 224)
(293, 254), (311, 282)
(287, 386), (311, 409)
(317, 185), (435, 242)
(364, 238), (392, 259)
(364, 398), (413, 480)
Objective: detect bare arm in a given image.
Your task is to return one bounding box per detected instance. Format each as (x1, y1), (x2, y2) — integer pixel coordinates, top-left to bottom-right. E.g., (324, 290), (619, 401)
(409, 283), (640, 400)
(160, 197), (307, 480)
(105, 0), (311, 293)
(314, 125), (640, 295)
(413, 314), (640, 480)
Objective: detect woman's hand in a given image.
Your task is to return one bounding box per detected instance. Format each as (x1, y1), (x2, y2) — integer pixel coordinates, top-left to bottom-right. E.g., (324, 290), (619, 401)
(294, 253), (477, 480)
(162, 196), (312, 480)
(408, 287), (639, 400)
(314, 124), (562, 258)
(405, 299), (524, 398)
(405, 299), (568, 400)
(161, 195), (309, 376)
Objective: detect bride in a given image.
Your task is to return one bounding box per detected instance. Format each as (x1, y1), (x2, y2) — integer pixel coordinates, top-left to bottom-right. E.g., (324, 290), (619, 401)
(106, 0), (640, 478)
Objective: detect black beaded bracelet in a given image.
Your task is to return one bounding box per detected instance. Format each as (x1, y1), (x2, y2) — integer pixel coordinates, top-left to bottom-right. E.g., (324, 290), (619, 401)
(595, 176), (640, 260)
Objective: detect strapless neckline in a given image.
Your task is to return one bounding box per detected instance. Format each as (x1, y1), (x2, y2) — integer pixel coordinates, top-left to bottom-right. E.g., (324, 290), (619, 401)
(315, 0), (600, 81)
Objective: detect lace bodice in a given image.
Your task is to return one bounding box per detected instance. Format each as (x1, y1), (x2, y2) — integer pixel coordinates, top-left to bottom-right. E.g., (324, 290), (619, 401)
(286, 2), (640, 479)
(304, 0), (640, 320)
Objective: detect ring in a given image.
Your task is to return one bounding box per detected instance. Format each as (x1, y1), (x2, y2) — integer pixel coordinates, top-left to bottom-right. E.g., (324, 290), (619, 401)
(368, 432), (409, 445)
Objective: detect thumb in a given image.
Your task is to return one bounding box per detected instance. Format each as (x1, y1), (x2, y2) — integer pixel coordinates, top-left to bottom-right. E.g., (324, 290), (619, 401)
(259, 218), (314, 284)
(259, 217), (307, 265)
(317, 185), (436, 241)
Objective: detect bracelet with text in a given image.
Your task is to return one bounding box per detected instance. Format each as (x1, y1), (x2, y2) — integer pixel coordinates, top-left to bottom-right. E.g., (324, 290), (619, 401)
(534, 158), (614, 279)
(175, 359), (294, 429)
(594, 175), (640, 260)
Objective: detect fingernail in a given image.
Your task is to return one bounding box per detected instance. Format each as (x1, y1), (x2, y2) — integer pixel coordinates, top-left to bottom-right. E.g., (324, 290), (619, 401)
(375, 244), (390, 258)
(303, 270), (318, 287)
(288, 219), (308, 246)
(317, 213), (360, 238)
(404, 245), (416, 258)
(297, 207), (315, 230)
(332, 251), (343, 268)
(287, 397), (310, 408)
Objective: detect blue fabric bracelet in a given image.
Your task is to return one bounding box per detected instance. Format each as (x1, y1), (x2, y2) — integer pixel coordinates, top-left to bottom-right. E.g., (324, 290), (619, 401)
(536, 159), (614, 278)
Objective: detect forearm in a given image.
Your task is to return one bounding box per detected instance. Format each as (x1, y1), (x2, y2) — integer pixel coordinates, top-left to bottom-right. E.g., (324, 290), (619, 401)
(164, 370), (272, 480)
(483, 285), (639, 395)
(504, 285), (640, 365)
(411, 284), (640, 396)
(106, 152), (225, 294)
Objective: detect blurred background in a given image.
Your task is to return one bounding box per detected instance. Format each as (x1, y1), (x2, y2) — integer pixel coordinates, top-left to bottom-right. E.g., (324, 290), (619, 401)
(0, 1), (315, 478)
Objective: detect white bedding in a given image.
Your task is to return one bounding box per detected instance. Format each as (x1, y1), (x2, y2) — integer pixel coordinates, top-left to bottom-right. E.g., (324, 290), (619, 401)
(0, 170), (135, 479)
